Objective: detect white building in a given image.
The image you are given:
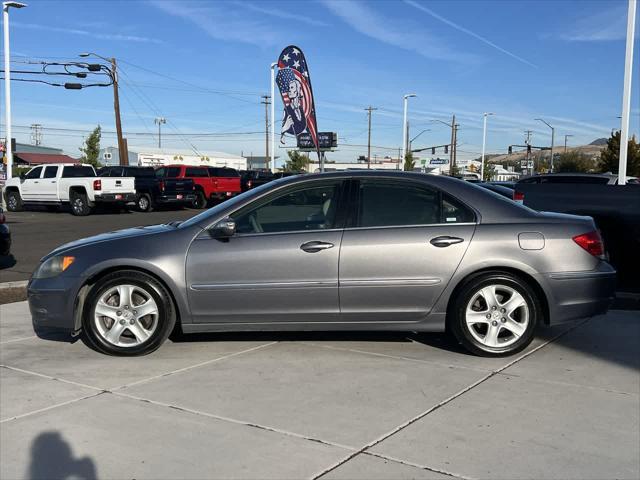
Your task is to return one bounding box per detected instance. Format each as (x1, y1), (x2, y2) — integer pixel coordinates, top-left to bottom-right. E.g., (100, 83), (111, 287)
(305, 158), (401, 172)
(492, 165), (521, 182)
(133, 147), (247, 171)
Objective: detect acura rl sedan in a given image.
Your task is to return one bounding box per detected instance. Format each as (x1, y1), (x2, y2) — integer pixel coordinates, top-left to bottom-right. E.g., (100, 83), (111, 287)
(28, 171), (616, 357)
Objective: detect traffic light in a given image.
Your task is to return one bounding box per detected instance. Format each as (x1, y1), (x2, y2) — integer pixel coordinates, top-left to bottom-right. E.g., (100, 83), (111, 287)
(431, 147), (436, 155)
(508, 146), (513, 154)
(444, 145), (448, 154)
(527, 144), (532, 154)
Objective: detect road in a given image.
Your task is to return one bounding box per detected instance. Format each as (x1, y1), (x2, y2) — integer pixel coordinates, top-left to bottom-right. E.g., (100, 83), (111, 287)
(0, 207), (197, 283)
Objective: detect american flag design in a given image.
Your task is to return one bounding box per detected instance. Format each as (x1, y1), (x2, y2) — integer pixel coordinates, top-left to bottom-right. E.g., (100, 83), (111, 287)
(276, 45), (319, 154)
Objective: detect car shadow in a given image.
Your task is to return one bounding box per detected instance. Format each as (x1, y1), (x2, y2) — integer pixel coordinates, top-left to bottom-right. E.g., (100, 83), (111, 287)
(28, 431), (97, 480)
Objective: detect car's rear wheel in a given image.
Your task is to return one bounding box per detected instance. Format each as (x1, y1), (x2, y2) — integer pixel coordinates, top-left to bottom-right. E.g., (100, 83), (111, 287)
(136, 193), (153, 212)
(6, 191), (23, 212)
(70, 192), (91, 216)
(82, 271), (175, 356)
(450, 272), (540, 357)
(192, 190), (207, 209)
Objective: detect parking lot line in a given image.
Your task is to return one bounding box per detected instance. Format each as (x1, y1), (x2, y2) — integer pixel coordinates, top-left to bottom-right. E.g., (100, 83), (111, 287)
(0, 334), (36, 344)
(310, 317), (590, 480)
(362, 451), (475, 480)
(0, 391), (105, 424)
(0, 364), (105, 392)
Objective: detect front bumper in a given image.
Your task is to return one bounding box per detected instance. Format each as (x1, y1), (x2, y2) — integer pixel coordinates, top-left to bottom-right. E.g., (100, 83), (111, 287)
(540, 262), (616, 324)
(28, 275), (83, 336)
(157, 193), (196, 204)
(94, 193), (137, 203)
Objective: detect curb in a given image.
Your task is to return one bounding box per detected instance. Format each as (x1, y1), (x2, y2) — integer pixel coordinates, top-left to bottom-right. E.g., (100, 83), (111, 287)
(0, 280), (28, 290)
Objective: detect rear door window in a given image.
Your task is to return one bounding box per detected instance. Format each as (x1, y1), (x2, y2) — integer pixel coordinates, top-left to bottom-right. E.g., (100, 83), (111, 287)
(185, 167), (208, 177)
(62, 166), (96, 178)
(208, 167), (239, 177)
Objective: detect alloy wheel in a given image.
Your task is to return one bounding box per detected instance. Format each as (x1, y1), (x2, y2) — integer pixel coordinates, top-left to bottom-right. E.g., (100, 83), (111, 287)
(7, 195), (17, 210)
(93, 284), (159, 347)
(138, 196), (149, 211)
(465, 284), (529, 348)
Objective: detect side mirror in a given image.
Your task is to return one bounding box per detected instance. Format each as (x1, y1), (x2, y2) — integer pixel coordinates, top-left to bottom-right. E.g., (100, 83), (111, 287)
(19, 172), (26, 180)
(210, 218), (236, 238)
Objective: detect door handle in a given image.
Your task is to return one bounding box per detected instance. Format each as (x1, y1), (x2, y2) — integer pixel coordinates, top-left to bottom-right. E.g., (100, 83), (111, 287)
(430, 236), (464, 248)
(300, 241), (334, 253)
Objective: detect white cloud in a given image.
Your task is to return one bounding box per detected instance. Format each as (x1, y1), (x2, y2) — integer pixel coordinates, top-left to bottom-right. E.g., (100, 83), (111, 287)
(556, 4), (637, 42)
(234, 2), (329, 27)
(12, 22), (164, 44)
(320, 0), (480, 64)
(404, 0), (537, 68)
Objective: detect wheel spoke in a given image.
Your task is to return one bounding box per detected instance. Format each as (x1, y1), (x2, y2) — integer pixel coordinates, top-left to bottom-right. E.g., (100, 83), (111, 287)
(503, 318), (526, 338)
(135, 299), (158, 320)
(501, 291), (526, 317)
(104, 322), (126, 344)
(484, 324), (501, 347)
(127, 323), (151, 344)
(466, 310), (490, 326)
(94, 301), (119, 320)
(480, 286), (499, 307)
(117, 285), (133, 307)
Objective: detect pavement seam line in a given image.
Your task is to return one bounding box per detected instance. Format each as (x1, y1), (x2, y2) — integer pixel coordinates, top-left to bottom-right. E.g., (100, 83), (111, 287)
(112, 341), (279, 391)
(310, 318), (590, 480)
(362, 451), (474, 480)
(112, 390), (358, 452)
(0, 335), (37, 344)
(0, 364), (105, 392)
(0, 391), (106, 424)
(304, 341), (490, 373)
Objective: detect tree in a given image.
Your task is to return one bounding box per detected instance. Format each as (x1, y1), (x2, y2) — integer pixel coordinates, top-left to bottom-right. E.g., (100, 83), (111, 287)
(483, 163), (496, 181)
(403, 151), (415, 171)
(555, 151), (595, 173)
(283, 150), (309, 172)
(598, 131), (640, 177)
(79, 125), (102, 168)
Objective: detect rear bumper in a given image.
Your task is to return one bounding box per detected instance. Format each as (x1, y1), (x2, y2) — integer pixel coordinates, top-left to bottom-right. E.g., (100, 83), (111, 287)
(210, 191), (239, 201)
(540, 263), (616, 324)
(94, 193), (137, 203)
(156, 193), (196, 204)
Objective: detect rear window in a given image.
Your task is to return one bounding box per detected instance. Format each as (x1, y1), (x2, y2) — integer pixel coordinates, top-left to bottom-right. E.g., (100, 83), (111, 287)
(185, 167), (208, 177)
(62, 166), (96, 178)
(208, 167), (239, 178)
(540, 175), (609, 184)
(128, 167), (155, 178)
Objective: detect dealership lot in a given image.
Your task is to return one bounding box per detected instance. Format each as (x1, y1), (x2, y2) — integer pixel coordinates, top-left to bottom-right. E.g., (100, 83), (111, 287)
(1, 301), (638, 479)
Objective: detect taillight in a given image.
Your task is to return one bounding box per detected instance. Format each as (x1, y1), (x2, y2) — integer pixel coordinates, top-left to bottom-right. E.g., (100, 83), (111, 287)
(0, 212), (5, 224)
(247, 180), (253, 188)
(159, 180), (165, 192)
(513, 190), (524, 204)
(93, 179), (102, 191)
(572, 230), (605, 258)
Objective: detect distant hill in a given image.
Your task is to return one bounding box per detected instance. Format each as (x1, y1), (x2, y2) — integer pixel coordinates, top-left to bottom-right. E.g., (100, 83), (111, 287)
(590, 138), (608, 146)
(487, 143), (605, 166)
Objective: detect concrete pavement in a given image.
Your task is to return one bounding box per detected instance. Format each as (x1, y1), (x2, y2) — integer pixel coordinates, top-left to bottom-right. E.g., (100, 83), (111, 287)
(1, 301), (638, 479)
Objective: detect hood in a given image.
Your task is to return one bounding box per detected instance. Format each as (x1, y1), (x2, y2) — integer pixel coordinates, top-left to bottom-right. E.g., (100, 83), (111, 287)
(43, 224), (174, 260)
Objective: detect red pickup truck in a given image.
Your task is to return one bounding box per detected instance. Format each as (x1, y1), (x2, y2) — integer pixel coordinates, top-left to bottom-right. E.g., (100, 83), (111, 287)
(156, 165), (241, 209)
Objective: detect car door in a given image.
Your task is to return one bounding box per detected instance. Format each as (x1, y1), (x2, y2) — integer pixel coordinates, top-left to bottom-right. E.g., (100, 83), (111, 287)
(20, 166), (44, 201)
(40, 166), (60, 202)
(185, 179), (347, 324)
(338, 178), (476, 321)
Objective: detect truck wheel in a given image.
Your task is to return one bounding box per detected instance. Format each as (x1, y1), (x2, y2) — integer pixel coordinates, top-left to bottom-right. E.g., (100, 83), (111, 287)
(192, 191), (207, 209)
(70, 191), (92, 216)
(5, 191), (23, 212)
(136, 194), (154, 212)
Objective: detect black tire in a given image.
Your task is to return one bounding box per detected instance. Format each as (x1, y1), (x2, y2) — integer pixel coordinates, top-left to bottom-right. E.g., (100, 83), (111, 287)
(449, 271), (541, 357)
(192, 190), (207, 209)
(70, 191), (91, 216)
(136, 193), (154, 212)
(5, 190), (23, 212)
(82, 270), (176, 356)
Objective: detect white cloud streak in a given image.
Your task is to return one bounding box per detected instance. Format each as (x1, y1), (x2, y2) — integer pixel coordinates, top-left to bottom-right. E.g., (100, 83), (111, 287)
(321, 0), (479, 64)
(404, 0), (537, 68)
(234, 1), (329, 27)
(12, 22), (164, 44)
(555, 3), (637, 42)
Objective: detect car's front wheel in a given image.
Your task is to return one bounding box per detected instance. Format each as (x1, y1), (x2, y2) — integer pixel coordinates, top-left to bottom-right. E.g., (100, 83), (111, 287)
(5, 191), (23, 212)
(450, 272), (540, 357)
(82, 271), (175, 356)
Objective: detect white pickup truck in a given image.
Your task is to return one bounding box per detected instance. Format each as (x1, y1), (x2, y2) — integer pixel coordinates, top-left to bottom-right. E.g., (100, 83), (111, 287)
(3, 163), (137, 216)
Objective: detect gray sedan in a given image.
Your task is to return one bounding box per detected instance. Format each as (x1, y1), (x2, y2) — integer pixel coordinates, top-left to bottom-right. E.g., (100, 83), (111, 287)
(28, 171), (615, 356)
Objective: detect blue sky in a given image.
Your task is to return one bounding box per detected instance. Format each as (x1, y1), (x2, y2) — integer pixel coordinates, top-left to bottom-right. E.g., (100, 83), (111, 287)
(2, 0), (639, 164)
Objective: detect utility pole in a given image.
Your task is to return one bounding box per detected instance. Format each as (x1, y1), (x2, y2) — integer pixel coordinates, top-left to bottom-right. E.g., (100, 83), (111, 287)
(524, 130), (533, 176)
(154, 117), (166, 148)
(448, 115), (456, 176)
(564, 134), (573, 152)
(30, 123), (42, 146)
(270, 62), (277, 173)
(365, 106), (377, 169)
(452, 121), (459, 177)
(261, 95), (271, 163)
(109, 57), (127, 166)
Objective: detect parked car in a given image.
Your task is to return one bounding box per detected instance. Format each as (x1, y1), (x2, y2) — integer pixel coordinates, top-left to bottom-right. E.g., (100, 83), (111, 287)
(155, 165), (241, 209)
(28, 171), (615, 357)
(0, 207), (10, 256)
(488, 181), (516, 189)
(518, 173), (639, 185)
(99, 166), (196, 212)
(240, 170), (275, 192)
(476, 182), (514, 199)
(3, 163), (137, 216)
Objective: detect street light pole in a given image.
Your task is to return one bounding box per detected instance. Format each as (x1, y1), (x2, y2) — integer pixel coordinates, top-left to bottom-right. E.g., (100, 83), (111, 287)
(2, 1), (27, 181)
(154, 117), (166, 148)
(409, 129), (430, 152)
(619, 0), (636, 186)
(402, 94), (417, 163)
(270, 62), (277, 173)
(564, 134), (573, 152)
(535, 118), (555, 172)
(480, 112), (494, 181)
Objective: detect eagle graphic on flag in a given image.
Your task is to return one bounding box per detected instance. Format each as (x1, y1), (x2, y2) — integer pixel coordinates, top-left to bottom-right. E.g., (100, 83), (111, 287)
(276, 45), (319, 155)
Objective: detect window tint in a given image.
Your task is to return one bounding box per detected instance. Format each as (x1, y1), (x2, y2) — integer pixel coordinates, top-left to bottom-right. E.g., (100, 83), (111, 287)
(129, 167), (155, 178)
(156, 167), (181, 178)
(208, 167), (239, 177)
(43, 166), (58, 179)
(25, 167), (43, 180)
(106, 167), (123, 177)
(518, 177), (538, 184)
(356, 180), (474, 227)
(185, 167), (208, 177)
(232, 181), (342, 234)
(62, 166), (95, 178)
(539, 175), (608, 184)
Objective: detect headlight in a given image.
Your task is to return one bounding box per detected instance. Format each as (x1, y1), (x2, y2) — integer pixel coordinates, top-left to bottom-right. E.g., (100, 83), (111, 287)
(33, 256), (75, 279)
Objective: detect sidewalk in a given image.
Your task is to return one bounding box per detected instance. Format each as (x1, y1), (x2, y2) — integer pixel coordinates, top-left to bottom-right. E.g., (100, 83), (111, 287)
(1, 301), (638, 479)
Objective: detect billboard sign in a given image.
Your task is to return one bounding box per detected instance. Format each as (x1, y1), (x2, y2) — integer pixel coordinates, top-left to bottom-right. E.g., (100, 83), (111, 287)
(297, 132), (337, 150)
